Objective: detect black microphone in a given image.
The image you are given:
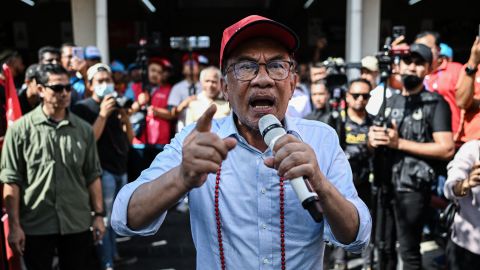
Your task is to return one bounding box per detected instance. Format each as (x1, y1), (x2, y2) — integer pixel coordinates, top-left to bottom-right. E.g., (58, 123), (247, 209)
(259, 114), (323, 223)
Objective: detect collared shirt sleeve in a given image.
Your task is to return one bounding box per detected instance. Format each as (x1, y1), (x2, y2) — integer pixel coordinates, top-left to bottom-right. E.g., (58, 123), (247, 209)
(0, 123), (26, 187)
(321, 127), (372, 253)
(444, 140), (478, 200)
(167, 83), (183, 107)
(82, 126), (103, 185)
(111, 125), (194, 236)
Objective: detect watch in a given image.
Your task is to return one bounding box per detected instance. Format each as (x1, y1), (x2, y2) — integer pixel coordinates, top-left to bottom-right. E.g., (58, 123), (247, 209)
(93, 210), (106, 217)
(465, 65), (478, 76)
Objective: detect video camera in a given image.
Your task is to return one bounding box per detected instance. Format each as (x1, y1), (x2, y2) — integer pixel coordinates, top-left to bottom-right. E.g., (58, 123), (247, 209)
(318, 57), (363, 100)
(375, 25), (410, 78)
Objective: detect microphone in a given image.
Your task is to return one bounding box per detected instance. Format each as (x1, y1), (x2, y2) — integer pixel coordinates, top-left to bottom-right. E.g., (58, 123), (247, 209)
(259, 114), (323, 223)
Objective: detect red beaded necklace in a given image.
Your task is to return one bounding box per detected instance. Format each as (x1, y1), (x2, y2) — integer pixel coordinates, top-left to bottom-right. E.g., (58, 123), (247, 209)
(214, 164), (286, 270)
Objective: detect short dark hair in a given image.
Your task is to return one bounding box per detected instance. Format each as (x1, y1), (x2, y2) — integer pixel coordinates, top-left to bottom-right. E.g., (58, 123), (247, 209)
(38, 46), (60, 62)
(1, 50), (19, 64)
(348, 78), (372, 91)
(36, 64), (69, 85)
(25, 64), (39, 82)
(60, 43), (76, 53)
(416, 31), (441, 47)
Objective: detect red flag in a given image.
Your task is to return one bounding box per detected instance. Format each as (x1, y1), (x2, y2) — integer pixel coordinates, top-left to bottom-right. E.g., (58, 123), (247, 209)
(2, 64), (22, 126)
(0, 64), (21, 270)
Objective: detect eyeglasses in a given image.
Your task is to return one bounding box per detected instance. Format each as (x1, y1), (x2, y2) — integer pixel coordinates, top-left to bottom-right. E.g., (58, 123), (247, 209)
(44, 83), (72, 93)
(225, 60), (294, 81)
(349, 93), (370, 100)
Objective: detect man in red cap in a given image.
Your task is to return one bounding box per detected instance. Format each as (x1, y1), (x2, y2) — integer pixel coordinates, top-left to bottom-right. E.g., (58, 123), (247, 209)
(112, 15), (371, 269)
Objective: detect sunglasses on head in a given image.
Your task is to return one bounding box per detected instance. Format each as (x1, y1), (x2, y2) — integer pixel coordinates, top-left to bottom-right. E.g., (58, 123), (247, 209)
(44, 83), (72, 93)
(349, 93), (370, 100)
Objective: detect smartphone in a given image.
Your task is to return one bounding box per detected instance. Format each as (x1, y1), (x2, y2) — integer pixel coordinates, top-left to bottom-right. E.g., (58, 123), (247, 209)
(392, 25), (406, 39)
(72, 46), (84, 60)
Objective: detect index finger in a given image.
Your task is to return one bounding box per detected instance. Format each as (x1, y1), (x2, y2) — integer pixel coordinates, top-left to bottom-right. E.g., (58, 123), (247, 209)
(272, 134), (300, 153)
(195, 104), (217, 132)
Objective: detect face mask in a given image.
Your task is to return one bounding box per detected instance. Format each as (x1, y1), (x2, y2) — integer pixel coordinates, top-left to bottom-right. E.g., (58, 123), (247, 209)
(94, 83), (115, 98)
(401, 75), (423, 90)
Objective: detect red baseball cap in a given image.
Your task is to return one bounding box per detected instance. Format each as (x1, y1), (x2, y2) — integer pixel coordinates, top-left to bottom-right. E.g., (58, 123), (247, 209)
(149, 57), (173, 69)
(182, 52), (200, 65)
(220, 15), (299, 70)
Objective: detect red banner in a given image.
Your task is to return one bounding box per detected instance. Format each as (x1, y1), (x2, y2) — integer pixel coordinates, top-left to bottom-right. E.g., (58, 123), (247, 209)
(1, 64), (22, 270)
(2, 64), (22, 127)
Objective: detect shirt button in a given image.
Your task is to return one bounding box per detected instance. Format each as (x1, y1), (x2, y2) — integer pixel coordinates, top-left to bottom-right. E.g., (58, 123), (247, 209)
(262, 224), (267, 229)
(261, 188), (266, 194)
(263, 258), (269, 264)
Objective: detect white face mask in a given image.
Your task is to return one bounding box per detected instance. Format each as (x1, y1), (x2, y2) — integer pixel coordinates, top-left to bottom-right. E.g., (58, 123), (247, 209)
(94, 83), (115, 98)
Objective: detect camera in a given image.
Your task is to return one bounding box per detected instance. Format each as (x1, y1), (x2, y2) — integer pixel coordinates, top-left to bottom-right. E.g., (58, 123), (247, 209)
(318, 57), (349, 100)
(111, 92), (133, 109)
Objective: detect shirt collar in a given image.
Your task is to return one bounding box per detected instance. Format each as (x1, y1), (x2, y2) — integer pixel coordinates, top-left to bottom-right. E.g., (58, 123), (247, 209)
(31, 104), (75, 127)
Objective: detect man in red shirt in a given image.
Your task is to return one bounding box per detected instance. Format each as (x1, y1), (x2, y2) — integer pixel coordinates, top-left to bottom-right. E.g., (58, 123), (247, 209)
(416, 31), (463, 137)
(129, 57), (174, 180)
(456, 36), (480, 145)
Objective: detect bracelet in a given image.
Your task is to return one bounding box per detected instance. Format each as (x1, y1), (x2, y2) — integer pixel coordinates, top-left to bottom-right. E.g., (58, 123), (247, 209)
(460, 179), (471, 196)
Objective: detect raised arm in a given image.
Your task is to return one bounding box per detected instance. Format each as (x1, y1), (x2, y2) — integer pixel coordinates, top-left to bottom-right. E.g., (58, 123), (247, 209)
(126, 105), (237, 230)
(456, 37), (480, 109)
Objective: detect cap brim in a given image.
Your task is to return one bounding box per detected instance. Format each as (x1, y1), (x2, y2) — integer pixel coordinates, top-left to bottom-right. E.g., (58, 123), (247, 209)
(409, 51), (430, 64)
(223, 20), (299, 65)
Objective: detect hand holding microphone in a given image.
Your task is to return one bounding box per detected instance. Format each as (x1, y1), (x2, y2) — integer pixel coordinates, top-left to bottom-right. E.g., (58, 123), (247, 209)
(259, 114), (323, 223)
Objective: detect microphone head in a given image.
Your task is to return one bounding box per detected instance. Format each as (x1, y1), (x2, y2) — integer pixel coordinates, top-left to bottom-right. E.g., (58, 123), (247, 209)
(259, 114), (285, 146)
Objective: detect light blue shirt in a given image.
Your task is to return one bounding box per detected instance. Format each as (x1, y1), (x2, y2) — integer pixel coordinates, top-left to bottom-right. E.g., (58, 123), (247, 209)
(111, 113), (371, 269)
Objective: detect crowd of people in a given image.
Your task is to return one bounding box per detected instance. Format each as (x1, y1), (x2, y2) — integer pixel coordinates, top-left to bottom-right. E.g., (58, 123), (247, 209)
(0, 14), (479, 270)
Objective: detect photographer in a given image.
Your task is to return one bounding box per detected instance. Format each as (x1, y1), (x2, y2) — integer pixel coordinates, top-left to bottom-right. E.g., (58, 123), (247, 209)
(72, 63), (133, 270)
(127, 57), (174, 182)
(368, 43), (454, 270)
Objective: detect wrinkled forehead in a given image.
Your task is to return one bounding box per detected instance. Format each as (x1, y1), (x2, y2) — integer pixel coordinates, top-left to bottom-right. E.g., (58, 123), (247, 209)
(224, 38), (291, 66)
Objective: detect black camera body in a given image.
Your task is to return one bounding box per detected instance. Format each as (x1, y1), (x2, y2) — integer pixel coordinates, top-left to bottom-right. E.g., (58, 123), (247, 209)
(111, 92), (133, 109)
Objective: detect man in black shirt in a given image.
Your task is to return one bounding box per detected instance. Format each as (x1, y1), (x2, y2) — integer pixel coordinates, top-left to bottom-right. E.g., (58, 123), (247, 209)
(18, 64), (41, 114)
(368, 43), (454, 270)
(329, 78), (374, 270)
(72, 63), (133, 270)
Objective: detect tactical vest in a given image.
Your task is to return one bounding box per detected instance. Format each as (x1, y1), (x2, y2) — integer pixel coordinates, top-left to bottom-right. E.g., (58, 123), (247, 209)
(385, 90), (441, 192)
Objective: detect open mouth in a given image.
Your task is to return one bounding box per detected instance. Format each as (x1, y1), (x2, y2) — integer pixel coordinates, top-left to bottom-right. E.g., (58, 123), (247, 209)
(249, 96), (275, 110)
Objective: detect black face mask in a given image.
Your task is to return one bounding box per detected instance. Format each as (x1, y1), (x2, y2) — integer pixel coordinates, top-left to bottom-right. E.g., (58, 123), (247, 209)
(401, 74), (423, 90)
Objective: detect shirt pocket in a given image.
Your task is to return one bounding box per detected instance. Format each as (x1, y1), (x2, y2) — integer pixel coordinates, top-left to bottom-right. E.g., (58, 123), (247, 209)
(59, 134), (86, 168)
(25, 132), (52, 166)
(284, 183), (321, 243)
